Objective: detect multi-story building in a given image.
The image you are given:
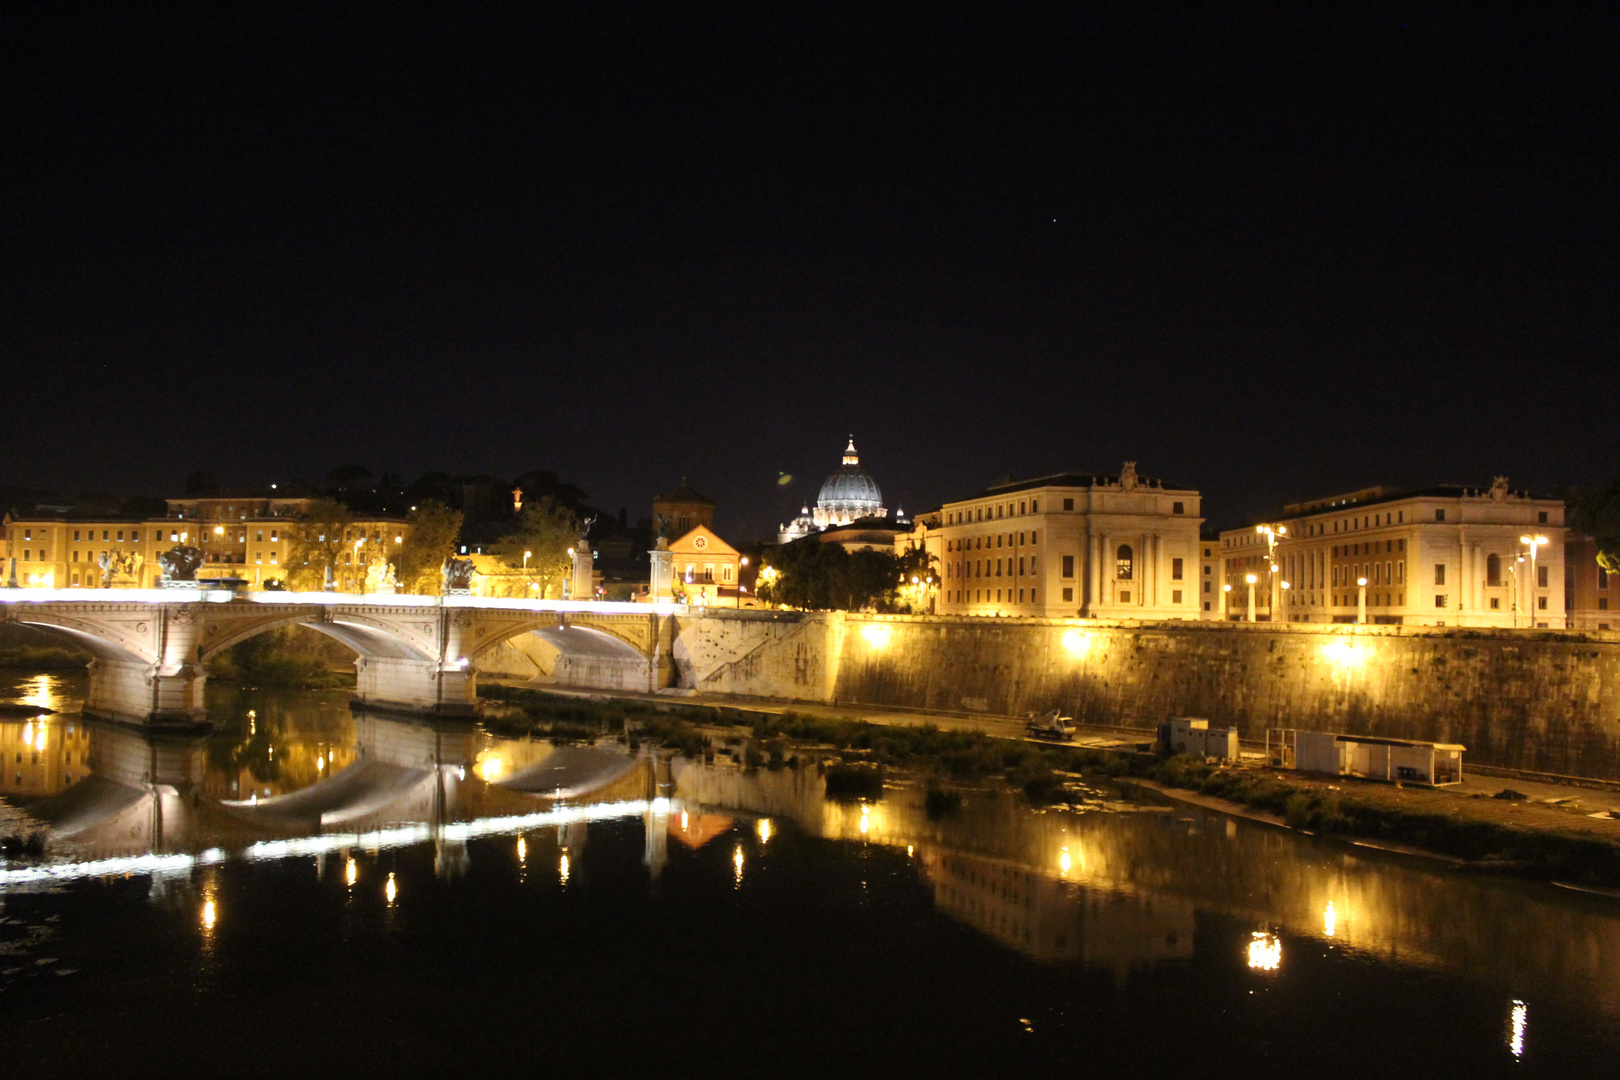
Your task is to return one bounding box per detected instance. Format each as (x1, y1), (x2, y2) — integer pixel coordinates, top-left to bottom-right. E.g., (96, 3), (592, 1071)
(932, 462), (1203, 619)
(1565, 534), (1617, 631)
(3, 493), (410, 591)
(1217, 477), (1565, 628)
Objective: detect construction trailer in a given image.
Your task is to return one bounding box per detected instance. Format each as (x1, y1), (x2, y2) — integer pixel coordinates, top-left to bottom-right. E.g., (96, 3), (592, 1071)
(1267, 729), (1465, 787)
(1159, 717), (1240, 762)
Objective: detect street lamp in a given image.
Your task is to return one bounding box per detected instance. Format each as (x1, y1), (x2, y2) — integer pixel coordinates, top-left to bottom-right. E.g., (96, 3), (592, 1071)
(1280, 580), (1291, 622)
(1257, 525), (1287, 621)
(1245, 573), (1257, 622)
(1222, 582), (1232, 619)
(1357, 576), (1368, 624)
(1519, 534), (1549, 626)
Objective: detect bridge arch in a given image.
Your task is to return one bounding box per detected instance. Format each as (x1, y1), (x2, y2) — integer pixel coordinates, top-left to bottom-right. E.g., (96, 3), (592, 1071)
(472, 622), (651, 692)
(198, 610), (433, 663)
(7, 616), (151, 664)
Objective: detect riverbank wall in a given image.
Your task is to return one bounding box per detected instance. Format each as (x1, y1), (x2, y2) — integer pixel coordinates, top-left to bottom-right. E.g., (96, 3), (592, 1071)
(665, 611), (1620, 780)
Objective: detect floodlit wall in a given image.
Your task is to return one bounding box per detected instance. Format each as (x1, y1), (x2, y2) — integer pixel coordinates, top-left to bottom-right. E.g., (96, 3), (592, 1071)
(669, 611), (1620, 779)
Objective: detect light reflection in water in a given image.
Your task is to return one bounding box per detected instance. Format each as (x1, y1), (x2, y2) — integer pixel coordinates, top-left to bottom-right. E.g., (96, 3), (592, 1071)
(201, 897), (218, 932)
(1324, 901), (1337, 938)
(1510, 1000), (1528, 1058)
(559, 851), (571, 885)
(733, 844), (745, 886)
(516, 836), (527, 865)
(1059, 847), (1072, 876)
(384, 872), (397, 905)
(1247, 931), (1282, 971)
(346, 858), (358, 887)
(19, 675), (60, 712)
(756, 818), (772, 844)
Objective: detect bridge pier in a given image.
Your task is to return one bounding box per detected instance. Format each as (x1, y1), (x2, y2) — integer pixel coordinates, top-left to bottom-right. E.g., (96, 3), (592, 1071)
(353, 657), (478, 717)
(84, 658), (209, 727)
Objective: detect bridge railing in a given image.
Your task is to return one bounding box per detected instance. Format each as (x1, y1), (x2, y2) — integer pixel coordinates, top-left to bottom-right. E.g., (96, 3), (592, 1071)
(0, 585), (689, 615)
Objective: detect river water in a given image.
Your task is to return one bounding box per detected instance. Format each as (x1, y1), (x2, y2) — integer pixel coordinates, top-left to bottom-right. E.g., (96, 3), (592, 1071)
(0, 669), (1617, 1077)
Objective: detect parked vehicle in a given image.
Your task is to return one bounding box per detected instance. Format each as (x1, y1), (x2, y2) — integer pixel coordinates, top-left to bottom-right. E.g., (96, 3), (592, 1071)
(1025, 708), (1077, 741)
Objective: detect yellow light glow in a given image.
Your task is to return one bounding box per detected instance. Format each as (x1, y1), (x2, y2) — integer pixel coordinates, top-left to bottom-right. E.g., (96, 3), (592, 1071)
(478, 755), (504, 782)
(385, 872), (398, 904)
(214, 525), (224, 535)
(756, 818), (773, 844)
(680, 811), (689, 831)
(1245, 573), (1257, 584)
(1323, 901), (1336, 937)
(345, 857), (358, 887)
(201, 898), (217, 931)
(1059, 847), (1072, 874)
(1061, 630), (1090, 657)
(1247, 931), (1281, 971)
(1509, 1000), (1527, 1058)
(316, 756), (325, 771)
(559, 852), (570, 884)
(1357, 577), (1367, 587)
(907, 845), (914, 857)
(516, 836), (527, 864)
(733, 844), (745, 884)
(860, 624), (892, 648)
(1323, 640), (1363, 667)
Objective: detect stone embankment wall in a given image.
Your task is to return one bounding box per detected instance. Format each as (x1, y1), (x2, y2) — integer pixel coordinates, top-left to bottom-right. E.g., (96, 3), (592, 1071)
(668, 611), (1620, 780)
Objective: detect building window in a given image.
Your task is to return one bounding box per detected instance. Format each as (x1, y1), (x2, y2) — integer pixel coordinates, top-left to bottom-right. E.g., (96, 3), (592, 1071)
(1538, 565), (1549, 588)
(1539, 511), (1549, 524)
(1018, 588), (1024, 602)
(1030, 531), (1038, 545)
(1061, 555), (1075, 578)
(72, 530), (80, 541)
(1538, 596), (1548, 610)
(1063, 498), (1074, 511)
(1119, 590), (1131, 603)
(1599, 567), (1609, 589)
(1171, 557), (1184, 580)
(1019, 501), (1026, 515)
(1601, 598), (1610, 611)
(1435, 509), (1446, 522)
(1172, 501), (1184, 514)
(1434, 563), (1446, 586)
(1203, 581), (1210, 593)
(1172, 589), (1182, 603)
(1116, 545), (1133, 580)
(1435, 594), (1448, 608)
(1062, 587), (1074, 602)
(1486, 554), (1502, 587)
(1031, 500), (1038, 513)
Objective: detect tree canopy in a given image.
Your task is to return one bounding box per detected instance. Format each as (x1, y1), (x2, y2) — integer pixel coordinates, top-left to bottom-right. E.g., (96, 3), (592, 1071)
(757, 537), (935, 612)
(1571, 482), (1620, 572)
(490, 496), (580, 598)
(394, 499), (463, 595)
(282, 498), (353, 591)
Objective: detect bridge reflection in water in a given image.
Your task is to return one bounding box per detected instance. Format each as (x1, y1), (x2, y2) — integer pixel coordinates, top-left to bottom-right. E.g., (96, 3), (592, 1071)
(2, 702), (1620, 1023)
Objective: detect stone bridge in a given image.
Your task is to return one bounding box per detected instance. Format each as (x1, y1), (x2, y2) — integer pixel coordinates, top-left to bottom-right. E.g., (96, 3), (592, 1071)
(0, 589), (685, 724)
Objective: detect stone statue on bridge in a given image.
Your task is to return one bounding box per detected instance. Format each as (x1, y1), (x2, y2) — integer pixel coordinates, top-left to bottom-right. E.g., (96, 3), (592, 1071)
(364, 557), (398, 594)
(97, 550), (143, 587)
(442, 556), (475, 593)
(158, 545), (205, 584)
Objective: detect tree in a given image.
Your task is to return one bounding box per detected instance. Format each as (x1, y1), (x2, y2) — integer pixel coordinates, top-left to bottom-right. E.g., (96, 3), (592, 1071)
(1571, 482), (1620, 572)
(756, 537), (928, 612)
(283, 498), (354, 590)
(491, 496), (579, 598)
(395, 499), (463, 595)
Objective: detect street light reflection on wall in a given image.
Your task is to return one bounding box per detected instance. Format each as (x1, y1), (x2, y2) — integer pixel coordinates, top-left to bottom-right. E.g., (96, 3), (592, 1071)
(861, 623), (892, 648)
(1061, 630), (1090, 657)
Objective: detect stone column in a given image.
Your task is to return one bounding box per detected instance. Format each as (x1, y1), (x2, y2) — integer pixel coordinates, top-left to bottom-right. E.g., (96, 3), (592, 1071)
(571, 547), (594, 602)
(648, 540), (674, 602)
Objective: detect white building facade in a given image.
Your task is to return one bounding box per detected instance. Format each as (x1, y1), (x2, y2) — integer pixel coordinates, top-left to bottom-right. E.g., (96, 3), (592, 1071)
(933, 463), (1204, 619)
(1217, 478), (1566, 628)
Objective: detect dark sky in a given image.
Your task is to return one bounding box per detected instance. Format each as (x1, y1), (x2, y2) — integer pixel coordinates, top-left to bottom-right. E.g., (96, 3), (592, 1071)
(3, 5), (1616, 539)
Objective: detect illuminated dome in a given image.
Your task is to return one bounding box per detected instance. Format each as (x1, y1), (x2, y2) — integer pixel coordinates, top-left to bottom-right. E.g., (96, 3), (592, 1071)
(813, 437), (886, 529)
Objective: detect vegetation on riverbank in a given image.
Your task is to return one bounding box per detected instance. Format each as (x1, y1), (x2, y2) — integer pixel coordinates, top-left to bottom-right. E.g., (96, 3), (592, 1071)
(206, 627), (356, 690)
(476, 684), (1620, 885)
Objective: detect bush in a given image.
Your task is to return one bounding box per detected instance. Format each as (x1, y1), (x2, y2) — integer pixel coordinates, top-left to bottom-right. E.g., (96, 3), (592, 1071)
(824, 763), (884, 800)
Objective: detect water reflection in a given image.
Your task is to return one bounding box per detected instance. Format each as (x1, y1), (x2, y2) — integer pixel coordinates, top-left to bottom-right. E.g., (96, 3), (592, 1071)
(2, 670), (1620, 1053)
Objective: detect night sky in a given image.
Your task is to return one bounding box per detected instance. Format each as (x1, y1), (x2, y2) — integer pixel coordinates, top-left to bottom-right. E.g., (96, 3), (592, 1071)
(4, 6), (1616, 539)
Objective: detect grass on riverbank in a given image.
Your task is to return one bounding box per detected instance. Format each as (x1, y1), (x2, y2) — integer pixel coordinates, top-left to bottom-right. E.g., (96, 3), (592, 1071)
(475, 684), (1620, 885)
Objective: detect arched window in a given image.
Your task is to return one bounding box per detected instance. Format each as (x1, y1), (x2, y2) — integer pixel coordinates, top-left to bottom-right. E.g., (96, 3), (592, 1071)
(1116, 544), (1134, 580)
(1486, 553), (1502, 587)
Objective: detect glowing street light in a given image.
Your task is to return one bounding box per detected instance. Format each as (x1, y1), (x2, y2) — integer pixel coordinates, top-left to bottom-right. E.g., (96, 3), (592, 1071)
(1357, 576), (1368, 624)
(1257, 525), (1287, 621)
(1519, 534), (1549, 626)
(1222, 581), (1232, 619)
